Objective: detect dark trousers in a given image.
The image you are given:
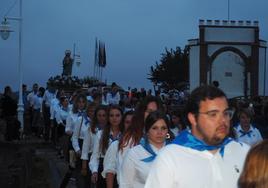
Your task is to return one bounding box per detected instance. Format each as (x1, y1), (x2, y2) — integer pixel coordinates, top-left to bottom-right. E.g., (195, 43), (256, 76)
(97, 158), (106, 188)
(43, 106), (51, 141)
(75, 139), (91, 188)
(5, 116), (20, 141)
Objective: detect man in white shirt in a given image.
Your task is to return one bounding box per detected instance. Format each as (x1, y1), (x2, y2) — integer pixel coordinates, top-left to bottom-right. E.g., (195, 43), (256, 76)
(234, 108), (263, 146)
(27, 83), (38, 129)
(106, 82), (120, 105)
(145, 85), (250, 188)
(42, 86), (56, 141)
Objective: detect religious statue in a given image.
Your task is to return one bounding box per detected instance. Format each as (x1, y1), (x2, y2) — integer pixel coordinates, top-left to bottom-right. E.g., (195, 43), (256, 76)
(62, 50), (74, 77)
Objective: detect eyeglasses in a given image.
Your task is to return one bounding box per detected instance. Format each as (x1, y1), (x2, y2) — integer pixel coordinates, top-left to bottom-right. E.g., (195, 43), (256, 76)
(198, 109), (234, 120)
(145, 109), (156, 113)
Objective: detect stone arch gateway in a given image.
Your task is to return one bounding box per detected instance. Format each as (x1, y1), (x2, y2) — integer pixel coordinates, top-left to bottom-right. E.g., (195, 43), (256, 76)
(188, 20), (267, 98)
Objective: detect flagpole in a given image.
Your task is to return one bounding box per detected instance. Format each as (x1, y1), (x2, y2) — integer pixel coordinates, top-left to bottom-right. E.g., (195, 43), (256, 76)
(94, 37), (98, 79)
(228, 0), (230, 21)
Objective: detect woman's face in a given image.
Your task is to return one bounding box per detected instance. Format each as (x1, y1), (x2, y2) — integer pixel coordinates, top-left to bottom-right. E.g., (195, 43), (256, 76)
(147, 119), (168, 147)
(97, 109), (107, 125)
(171, 115), (180, 126)
(87, 107), (95, 119)
(109, 109), (122, 127)
(144, 101), (158, 121)
(77, 98), (86, 110)
(124, 114), (133, 130)
(62, 98), (69, 108)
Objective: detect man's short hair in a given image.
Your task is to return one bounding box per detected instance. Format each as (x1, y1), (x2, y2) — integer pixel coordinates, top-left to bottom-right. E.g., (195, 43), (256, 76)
(186, 85), (227, 115)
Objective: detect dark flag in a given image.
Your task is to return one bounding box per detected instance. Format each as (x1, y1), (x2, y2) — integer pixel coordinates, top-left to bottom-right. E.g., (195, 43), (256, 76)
(95, 38), (99, 66)
(98, 40), (103, 67)
(98, 41), (107, 67)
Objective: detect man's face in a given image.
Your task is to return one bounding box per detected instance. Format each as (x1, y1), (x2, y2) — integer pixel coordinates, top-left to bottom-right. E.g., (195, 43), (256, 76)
(189, 97), (230, 146)
(239, 113), (251, 131)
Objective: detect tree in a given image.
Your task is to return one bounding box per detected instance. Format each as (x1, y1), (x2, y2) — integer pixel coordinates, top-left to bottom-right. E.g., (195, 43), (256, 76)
(148, 46), (189, 92)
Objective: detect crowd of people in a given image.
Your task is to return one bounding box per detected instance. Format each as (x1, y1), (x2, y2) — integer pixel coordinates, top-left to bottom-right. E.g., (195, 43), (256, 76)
(0, 82), (268, 188)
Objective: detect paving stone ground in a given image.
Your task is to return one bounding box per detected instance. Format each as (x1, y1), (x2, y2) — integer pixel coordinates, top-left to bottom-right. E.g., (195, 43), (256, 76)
(0, 135), (77, 188)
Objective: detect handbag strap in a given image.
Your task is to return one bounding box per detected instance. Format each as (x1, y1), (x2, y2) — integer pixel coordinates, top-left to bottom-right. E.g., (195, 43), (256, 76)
(78, 117), (84, 138)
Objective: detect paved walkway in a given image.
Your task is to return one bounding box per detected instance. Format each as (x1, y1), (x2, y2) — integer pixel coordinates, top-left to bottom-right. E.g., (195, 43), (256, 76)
(0, 135), (77, 188)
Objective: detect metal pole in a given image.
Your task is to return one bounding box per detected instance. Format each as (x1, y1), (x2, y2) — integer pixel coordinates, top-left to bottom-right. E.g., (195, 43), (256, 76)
(228, 0), (230, 21)
(17, 0), (24, 133)
(264, 47), (267, 96)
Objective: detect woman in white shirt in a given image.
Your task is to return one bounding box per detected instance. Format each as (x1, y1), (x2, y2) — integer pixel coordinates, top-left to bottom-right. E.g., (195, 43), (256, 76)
(72, 102), (97, 188)
(103, 110), (134, 188)
(81, 105), (108, 175)
(65, 93), (88, 136)
(55, 96), (71, 158)
(170, 109), (186, 137)
(55, 96), (71, 139)
(118, 96), (164, 154)
(90, 105), (124, 188)
(120, 110), (169, 188)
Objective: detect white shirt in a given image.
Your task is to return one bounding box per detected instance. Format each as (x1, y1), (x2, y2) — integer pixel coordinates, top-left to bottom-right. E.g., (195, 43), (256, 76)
(27, 91), (37, 107)
(106, 92), (120, 105)
(81, 128), (98, 160)
(50, 98), (60, 120)
(71, 116), (91, 152)
(234, 124), (263, 146)
(65, 112), (81, 134)
(43, 90), (55, 107)
(32, 95), (43, 111)
(55, 106), (71, 125)
(170, 127), (180, 137)
(102, 139), (132, 183)
(120, 144), (162, 188)
(89, 130), (120, 173)
(145, 141), (250, 188)
(102, 140), (119, 177)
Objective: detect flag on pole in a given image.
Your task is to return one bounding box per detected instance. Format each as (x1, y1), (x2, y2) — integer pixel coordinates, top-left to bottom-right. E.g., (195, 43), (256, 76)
(94, 38), (99, 67)
(94, 37), (98, 78)
(102, 44), (106, 67)
(98, 41), (105, 67)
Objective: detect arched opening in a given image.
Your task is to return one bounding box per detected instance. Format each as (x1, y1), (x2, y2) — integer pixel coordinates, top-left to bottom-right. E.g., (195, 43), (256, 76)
(208, 47), (249, 98)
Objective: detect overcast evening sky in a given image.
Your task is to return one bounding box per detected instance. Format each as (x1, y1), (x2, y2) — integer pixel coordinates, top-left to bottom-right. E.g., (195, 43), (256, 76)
(0, 0), (268, 92)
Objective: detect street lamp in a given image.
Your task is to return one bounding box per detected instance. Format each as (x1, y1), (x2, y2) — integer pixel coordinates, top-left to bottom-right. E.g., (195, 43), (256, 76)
(0, 0), (24, 134)
(0, 19), (13, 40)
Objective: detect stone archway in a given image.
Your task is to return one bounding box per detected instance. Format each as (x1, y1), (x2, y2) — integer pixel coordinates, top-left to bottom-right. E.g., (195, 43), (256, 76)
(208, 46), (250, 97)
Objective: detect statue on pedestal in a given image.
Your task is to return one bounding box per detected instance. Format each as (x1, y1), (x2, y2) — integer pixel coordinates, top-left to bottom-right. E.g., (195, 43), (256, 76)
(62, 50), (73, 77)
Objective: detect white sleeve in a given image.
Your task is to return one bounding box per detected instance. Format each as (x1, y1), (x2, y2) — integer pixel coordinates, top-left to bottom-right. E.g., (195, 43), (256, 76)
(72, 117), (83, 152)
(144, 149), (175, 188)
(115, 92), (120, 104)
(89, 130), (102, 173)
(50, 102), (55, 120)
(55, 109), (62, 124)
(42, 90), (47, 101)
(255, 128), (263, 141)
(65, 114), (73, 133)
(106, 93), (112, 105)
(119, 149), (135, 188)
(40, 98), (43, 113)
(102, 141), (118, 178)
(81, 130), (91, 160)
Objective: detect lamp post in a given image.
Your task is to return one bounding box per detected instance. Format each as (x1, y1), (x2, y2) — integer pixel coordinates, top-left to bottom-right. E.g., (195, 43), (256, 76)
(0, 0), (24, 133)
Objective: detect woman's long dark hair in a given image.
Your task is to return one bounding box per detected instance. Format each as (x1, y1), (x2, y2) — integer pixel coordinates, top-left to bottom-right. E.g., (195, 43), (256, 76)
(119, 96), (164, 151)
(72, 93), (87, 113)
(99, 105), (124, 155)
(90, 105), (107, 134)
